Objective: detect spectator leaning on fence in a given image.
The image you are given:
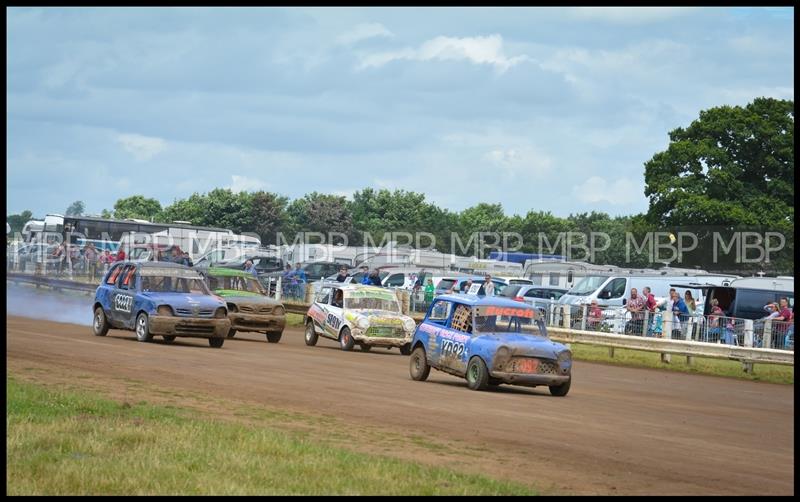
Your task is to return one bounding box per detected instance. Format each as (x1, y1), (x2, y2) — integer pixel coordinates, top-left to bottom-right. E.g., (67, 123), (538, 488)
(643, 286), (657, 313)
(335, 265), (349, 283)
(587, 300), (603, 331)
(774, 297), (793, 343)
(684, 290), (696, 315)
(482, 275), (494, 296)
(625, 287), (645, 334)
(424, 279), (435, 304)
(84, 242), (97, 277)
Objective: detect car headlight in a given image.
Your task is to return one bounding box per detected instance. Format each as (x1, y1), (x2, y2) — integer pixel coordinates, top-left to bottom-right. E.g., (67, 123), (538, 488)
(403, 318), (416, 332)
(356, 317), (370, 329)
(214, 307), (227, 319)
(558, 350), (572, 363)
(227, 303), (238, 313)
(157, 305), (173, 316)
(273, 305), (285, 316)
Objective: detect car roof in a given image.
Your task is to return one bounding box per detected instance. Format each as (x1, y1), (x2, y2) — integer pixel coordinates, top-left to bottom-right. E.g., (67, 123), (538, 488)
(434, 294), (538, 308)
(115, 261), (189, 269)
(316, 283), (393, 293)
(204, 267), (253, 278)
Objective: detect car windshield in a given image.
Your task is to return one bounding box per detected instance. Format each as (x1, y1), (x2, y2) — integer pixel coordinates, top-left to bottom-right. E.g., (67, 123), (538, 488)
(567, 276), (608, 296)
(437, 279), (456, 290)
(473, 305), (544, 335)
(500, 285), (524, 297)
(208, 275), (265, 294)
(344, 290), (401, 312)
(141, 275), (211, 294)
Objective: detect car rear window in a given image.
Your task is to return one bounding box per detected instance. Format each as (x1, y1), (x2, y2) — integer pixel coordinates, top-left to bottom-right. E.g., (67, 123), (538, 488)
(500, 285), (523, 297)
(438, 279), (456, 290)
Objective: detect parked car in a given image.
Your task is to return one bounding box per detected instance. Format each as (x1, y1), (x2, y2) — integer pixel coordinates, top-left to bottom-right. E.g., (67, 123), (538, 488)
(92, 261), (230, 347)
(500, 285), (569, 313)
(304, 283), (416, 353)
(434, 276), (512, 296)
(408, 294), (572, 396)
(267, 261), (342, 283)
(204, 267), (286, 343)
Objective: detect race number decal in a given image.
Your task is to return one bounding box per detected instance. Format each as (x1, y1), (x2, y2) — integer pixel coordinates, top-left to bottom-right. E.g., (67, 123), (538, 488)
(440, 339), (465, 358)
(114, 294), (133, 313)
(326, 313), (341, 331)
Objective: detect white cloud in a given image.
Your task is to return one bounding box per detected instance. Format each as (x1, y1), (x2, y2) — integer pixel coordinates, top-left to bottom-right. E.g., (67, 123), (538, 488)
(483, 147), (552, 176)
(572, 176), (642, 205)
(358, 34), (530, 73)
(229, 174), (268, 193)
(568, 7), (695, 24)
(337, 22), (394, 45)
(116, 133), (167, 161)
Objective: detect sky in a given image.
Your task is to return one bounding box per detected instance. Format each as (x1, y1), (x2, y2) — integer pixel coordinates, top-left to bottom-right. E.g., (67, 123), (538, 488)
(6, 6), (795, 220)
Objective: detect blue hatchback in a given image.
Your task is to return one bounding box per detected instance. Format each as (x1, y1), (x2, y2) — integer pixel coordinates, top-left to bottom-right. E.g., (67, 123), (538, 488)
(408, 294), (572, 396)
(92, 261), (231, 348)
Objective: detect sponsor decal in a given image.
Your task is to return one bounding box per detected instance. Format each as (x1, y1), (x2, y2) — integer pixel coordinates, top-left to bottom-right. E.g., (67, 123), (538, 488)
(114, 294), (133, 313)
(483, 306), (534, 318)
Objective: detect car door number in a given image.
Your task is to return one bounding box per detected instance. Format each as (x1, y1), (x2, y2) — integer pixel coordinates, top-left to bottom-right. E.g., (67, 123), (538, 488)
(326, 313), (341, 330)
(440, 339), (465, 358)
(114, 294), (133, 313)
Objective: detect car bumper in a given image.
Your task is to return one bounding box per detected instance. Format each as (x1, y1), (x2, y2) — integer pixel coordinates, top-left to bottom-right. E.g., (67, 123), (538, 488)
(229, 313), (286, 333)
(149, 316), (230, 338)
(489, 371), (571, 387)
(352, 330), (412, 347)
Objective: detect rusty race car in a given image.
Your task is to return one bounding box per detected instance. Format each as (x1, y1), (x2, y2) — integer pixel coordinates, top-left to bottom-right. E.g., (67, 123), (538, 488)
(304, 283), (417, 353)
(203, 267), (286, 343)
(408, 294), (572, 396)
(92, 261), (230, 347)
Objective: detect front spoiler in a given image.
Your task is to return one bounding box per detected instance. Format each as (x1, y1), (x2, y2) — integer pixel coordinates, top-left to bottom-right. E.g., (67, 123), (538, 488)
(229, 313), (286, 333)
(489, 371), (571, 387)
(352, 330), (412, 347)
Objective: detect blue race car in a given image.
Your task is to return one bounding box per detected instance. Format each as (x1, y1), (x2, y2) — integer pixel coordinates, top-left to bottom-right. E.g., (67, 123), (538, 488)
(92, 261), (231, 348)
(408, 294), (572, 396)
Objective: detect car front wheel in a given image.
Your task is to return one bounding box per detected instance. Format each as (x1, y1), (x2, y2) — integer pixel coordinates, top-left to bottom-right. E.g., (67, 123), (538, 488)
(304, 322), (318, 346)
(399, 343), (412, 356)
(163, 335), (176, 344)
(227, 329), (237, 338)
(135, 313), (152, 342)
(209, 337), (225, 348)
(93, 307), (109, 337)
(549, 378), (571, 397)
(466, 357), (489, 391)
(409, 346), (430, 382)
(266, 331), (282, 343)
(339, 327), (354, 351)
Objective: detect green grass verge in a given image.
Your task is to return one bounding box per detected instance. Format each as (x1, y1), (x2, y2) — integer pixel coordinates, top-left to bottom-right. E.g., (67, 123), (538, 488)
(285, 312), (304, 327)
(6, 376), (536, 496)
(569, 344), (794, 385)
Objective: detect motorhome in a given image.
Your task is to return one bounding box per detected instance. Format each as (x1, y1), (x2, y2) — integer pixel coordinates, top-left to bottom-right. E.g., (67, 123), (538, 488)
(682, 276), (794, 320)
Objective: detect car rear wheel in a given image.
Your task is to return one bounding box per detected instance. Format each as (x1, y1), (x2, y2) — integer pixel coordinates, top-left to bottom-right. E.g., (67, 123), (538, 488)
(549, 378), (571, 397)
(466, 357), (489, 391)
(135, 313), (152, 342)
(339, 327), (354, 351)
(409, 346), (430, 382)
(208, 337), (225, 348)
(227, 329), (237, 338)
(93, 307), (109, 337)
(304, 322), (318, 346)
(266, 331), (282, 343)
(163, 335), (176, 344)
(399, 343), (412, 356)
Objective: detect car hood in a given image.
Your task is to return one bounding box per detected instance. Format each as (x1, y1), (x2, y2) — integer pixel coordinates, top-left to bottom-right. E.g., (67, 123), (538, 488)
(475, 332), (567, 359)
(213, 289), (264, 299)
(216, 292), (281, 306)
(140, 292), (225, 309)
(345, 309), (412, 323)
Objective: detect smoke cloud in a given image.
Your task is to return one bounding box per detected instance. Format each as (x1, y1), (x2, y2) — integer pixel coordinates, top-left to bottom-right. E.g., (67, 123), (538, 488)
(6, 284), (93, 326)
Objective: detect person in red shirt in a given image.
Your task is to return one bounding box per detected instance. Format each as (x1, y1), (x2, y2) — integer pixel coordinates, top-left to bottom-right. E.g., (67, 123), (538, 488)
(587, 300), (603, 331)
(643, 286), (657, 312)
(115, 247), (127, 262)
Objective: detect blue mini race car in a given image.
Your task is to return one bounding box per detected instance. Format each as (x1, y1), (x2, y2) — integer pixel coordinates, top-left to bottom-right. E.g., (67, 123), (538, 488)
(408, 294), (572, 396)
(92, 261), (231, 348)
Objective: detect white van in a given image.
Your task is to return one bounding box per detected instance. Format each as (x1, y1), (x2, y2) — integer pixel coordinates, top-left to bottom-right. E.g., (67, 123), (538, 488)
(559, 274), (738, 308)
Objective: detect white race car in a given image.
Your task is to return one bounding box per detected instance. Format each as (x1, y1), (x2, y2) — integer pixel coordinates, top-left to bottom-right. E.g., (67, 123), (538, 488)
(304, 283), (416, 354)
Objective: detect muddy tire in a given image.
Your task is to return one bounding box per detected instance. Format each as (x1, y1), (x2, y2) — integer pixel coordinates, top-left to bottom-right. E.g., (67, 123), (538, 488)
(549, 378), (571, 397)
(208, 337), (225, 348)
(163, 335), (176, 344)
(93, 307), (109, 337)
(304, 322), (318, 346)
(409, 346), (431, 382)
(359, 343), (371, 352)
(135, 313), (152, 342)
(227, 329), (237, 338)
(399, 343), (412, 356)
(266, 331), (282, 343)
(339, 327), (355, 351)
(466, 357), (489, 391)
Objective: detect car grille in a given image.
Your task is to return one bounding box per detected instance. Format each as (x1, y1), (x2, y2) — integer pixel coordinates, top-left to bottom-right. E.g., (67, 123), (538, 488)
(175, 308), (214, 318)
(506, 357), (559, 375)
(365, 326), (404, 337)
(238, 305), (273, 315)
(174, 323), (216, 335)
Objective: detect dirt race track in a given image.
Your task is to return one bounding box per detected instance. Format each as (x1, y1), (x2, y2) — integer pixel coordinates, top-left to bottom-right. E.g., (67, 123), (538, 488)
(6, 315), (794, 495)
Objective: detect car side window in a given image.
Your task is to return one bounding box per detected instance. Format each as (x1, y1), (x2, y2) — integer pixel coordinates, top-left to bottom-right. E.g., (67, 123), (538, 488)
(118, 265), (137, 290)
(106, 264), (123, 286)
(449, 304), (473, 334)
(385, 274), (405, 287)
(428, 300), (452, 325)
(316, 287), (331, 304)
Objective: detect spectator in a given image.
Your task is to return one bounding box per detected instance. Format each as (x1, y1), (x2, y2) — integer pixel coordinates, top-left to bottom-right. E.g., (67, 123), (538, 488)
(482, 275), (495, 296)
(169, 247), (183, 264)
(423, 279), (435, 304)
(360, 266), (371, 285)
(281, 263), (293, 297)
(461, 279), (473, 293)
(670, 289), (690, 339)
(587, 300), (603, 331)
(115, 247), (127, 262)
(684, 291), (696, 315)
(84, 242), (98, 278)
(773, 297), (793, 346)
(335, 265), (349, 283)
(294, 263), (308, 299)
(244, 259), (258, 277)
(367, 270), (382, 286)
(182, 252), (193, 267)
(643, 286), (657, 313)
(625, 288), (646, 335)
(666, 288), (677, 312)
(51, 242), (66, 274)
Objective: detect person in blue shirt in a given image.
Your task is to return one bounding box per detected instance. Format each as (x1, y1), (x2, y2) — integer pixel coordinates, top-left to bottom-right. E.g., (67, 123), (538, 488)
(670, 290), (690, 339)
(244, 259), (258, 277)
(293, 262), (308, 299)
(367, 270), (382, 286)
(360, 266), (371, 285)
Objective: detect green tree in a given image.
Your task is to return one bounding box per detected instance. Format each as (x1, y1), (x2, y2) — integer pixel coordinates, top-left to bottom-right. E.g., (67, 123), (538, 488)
(113, 196), (163, 221)
(7, 210), (33, 234)
(65, 200), (85, 217)
(100, 209), (112, 219)
(286, 192), (354, 244)
(643, 97), (794, 273)
(161, 194), (207, 226)
(251, 191), (289, 247)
